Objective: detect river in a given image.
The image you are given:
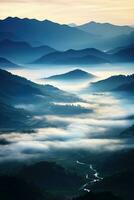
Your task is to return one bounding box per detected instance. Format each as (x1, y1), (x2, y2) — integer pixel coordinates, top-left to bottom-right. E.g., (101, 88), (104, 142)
(76, 160), (103, 193)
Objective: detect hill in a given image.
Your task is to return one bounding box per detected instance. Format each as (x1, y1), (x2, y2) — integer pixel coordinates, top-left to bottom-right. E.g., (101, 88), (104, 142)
(87, 74), (134, 92)
(45, 69), (96, 81)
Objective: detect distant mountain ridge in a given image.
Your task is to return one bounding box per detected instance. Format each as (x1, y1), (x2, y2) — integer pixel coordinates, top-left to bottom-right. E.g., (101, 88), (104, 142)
(33, 45), (134, 65)
(77, 21), (134, 38)
(0, 18), (134, 63)
(0, 17), (96, 50)
(77, 22), (134, 50)
(0, 39), (133, 65)
(33, 48), (110, 65)
(1, 17), (134, 51)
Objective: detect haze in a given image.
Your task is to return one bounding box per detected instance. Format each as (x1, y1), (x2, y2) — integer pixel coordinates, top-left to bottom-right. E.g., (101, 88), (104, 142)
(0, 0), (134, 25)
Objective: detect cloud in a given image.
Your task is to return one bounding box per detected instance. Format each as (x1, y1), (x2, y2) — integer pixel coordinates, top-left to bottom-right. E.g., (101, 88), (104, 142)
(0, 82), (134, 163)
(0, 131), (134, 162)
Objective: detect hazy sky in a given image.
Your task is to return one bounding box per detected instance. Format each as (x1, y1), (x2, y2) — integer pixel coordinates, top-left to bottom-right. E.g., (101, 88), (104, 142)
(0, 0), (134, 25)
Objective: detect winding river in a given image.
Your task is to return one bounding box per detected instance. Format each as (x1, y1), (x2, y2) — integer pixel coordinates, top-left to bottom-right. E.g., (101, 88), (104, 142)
(76, 160), (103, 192)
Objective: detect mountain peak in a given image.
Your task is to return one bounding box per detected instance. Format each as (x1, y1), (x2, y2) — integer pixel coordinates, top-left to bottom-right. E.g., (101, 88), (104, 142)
(43, 19), (53, 23)
(69, 68), (87, 74)
(89, 21), (96, 24)
(5, 17), (21, 21)
(45, 69), (96, 81)
(4, 17), (42, 23)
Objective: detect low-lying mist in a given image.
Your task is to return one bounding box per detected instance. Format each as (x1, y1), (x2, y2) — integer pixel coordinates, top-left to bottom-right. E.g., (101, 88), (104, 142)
(0, 91), (134, 163)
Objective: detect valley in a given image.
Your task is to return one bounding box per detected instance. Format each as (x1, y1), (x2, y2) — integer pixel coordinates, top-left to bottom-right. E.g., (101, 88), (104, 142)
(0, 64), (134, 200)
(0, 16), (134, 200)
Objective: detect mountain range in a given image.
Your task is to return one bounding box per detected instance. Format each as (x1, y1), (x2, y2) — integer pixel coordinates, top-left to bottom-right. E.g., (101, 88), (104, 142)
(77, 21), (134, 50)
(0, 17), (134, 51)
(77, 21), (134, 38)
(0, 18), (133, 65)
(0, 40), (133, 66)
(33, 44), (134, 65)
(0, 17), (96, 50)
(33, 48), (110, 65)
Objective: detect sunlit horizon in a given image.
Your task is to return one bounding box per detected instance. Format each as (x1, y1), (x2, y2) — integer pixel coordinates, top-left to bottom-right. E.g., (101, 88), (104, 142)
(0, 0), (133, 25)
(0, 16), (133, 26)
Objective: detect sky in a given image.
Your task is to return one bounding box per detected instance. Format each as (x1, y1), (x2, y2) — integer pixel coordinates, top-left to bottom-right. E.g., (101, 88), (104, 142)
(0, 0), (134, 25)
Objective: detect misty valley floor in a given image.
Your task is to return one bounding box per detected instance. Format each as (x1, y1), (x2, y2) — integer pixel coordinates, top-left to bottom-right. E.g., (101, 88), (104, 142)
(0, 64), (134, 200)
